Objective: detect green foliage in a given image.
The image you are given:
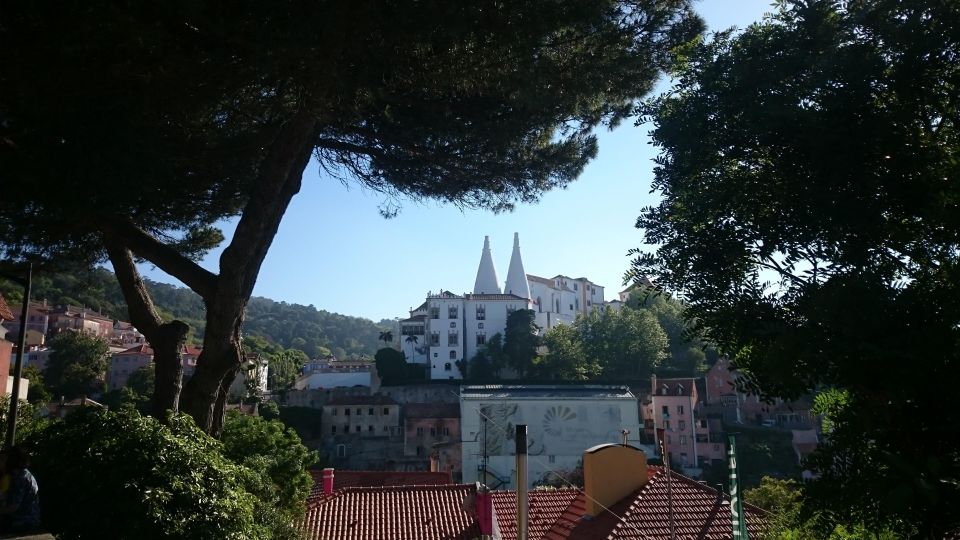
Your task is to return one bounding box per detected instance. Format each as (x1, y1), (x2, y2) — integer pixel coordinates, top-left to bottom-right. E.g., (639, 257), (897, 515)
(374, 347), (407, 383)
(128, 366), (155, 397)
(21, 364), (51, 404)
(625, 286), (714, 374)
(538, 323), (599, 380)
(259, 400), (280, 421)
(535, 306), (669, 381)
(503, 310), (540, 377)
(221, 411), (318, 540)
(29, 408), (268, 539)
(44, 331), (109, 399)
(0, 399), (49, 445)
(632, 0), (960, 535)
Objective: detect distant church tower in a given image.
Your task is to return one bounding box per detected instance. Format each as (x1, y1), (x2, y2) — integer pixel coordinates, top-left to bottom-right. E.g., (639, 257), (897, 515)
(504, 232), (532, 299)
(473, 236), (502, 294)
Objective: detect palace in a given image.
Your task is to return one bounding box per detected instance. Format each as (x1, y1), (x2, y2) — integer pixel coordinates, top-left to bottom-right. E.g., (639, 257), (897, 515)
(398, 234), (605, 380)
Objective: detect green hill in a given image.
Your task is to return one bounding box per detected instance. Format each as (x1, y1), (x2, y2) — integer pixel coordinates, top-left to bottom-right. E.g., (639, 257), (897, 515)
(0, 267), (387, 358)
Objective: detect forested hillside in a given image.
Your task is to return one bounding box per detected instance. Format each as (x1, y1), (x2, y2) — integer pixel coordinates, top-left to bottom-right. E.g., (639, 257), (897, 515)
(0, 268), (387, 358)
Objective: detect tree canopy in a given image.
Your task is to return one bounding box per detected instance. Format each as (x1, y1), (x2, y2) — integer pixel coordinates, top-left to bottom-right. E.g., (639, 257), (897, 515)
(1, 0), (704, 432)
(632, 0), (960, 535)
(44, 331), (110, 399)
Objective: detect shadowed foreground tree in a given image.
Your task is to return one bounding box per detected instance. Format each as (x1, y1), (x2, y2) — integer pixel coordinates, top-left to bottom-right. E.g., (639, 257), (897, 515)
(43, 332), (110, 400)
(1, 1), (703, 434)
(631, 0), (960, 535)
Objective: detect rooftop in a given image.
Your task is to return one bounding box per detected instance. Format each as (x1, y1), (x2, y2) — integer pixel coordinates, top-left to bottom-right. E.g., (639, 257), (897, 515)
(0, 294), (14, 321)
(303, 484), (479, 540)
(325, 394), (399, 406)
(652, 378), (696, 397)
(460, 385), (636, 401)
(303, 467), (768, 540)
(307, 470), (453, 504)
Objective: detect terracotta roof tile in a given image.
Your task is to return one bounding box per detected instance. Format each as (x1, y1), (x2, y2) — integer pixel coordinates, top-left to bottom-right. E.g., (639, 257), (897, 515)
(0, 294), (14, 321)
(496, 468), (768, 540)
(307, 470), (454, 503)
(303, 484), (479, 540)
(114, 344), (153, 356)
(653, 378), (697, 397)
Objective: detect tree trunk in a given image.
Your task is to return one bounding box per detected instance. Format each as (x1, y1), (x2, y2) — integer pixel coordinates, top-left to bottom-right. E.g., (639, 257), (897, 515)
(113, 108), (318, 434)
(105, 238), (189, 420)
(211, 364), (239, 437)
(151, 320), (189, 418)
(180, 295), (245, 433)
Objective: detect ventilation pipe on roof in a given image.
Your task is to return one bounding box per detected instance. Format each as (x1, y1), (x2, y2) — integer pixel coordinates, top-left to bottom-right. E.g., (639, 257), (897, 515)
(516, 424), (529, 540)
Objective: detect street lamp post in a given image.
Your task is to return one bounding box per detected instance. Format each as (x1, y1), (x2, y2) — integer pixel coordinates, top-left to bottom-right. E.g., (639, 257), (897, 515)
(1, 263), (32, 449)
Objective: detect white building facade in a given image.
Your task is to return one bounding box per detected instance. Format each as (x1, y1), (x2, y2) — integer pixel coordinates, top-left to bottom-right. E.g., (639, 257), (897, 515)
(459, 385), (649, 489)
(398, 233), (607, 380)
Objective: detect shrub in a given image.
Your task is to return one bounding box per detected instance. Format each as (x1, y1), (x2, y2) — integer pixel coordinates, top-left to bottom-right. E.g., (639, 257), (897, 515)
(221, 411), (317, 539)
(29, 408), (268, 539)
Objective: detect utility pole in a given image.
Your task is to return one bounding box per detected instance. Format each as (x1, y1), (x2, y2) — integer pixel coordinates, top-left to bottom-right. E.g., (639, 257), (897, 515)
(2, 263), (32, 449)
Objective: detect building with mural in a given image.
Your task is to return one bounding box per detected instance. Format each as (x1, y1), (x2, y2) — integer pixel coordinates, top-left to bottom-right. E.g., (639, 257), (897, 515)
(459, 385), (650, 489)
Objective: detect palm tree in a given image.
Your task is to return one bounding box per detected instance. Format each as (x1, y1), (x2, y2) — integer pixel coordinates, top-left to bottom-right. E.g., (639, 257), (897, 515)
(405, 334), (419, 360)
(378, 330), (393, 346)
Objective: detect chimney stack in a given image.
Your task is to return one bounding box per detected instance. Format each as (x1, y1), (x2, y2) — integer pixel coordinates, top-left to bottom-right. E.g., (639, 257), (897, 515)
(516, 424), (528, 540)
(475, 483), (494, 540)
(322, 468), (335, 495)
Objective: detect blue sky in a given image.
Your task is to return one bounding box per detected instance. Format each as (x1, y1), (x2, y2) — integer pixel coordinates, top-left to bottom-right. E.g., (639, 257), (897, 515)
(141, 0), (774, 322)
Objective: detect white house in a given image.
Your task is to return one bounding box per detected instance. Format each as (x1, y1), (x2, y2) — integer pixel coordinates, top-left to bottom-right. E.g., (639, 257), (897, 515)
(459, 385), (649, 489)
(398, 234), (607, 380)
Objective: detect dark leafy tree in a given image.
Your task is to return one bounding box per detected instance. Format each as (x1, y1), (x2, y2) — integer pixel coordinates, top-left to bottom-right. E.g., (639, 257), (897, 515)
(503, 309), (540, 377)
(44, 332), (110, 399)
(128, 366), (156, 398)
(631, 1), (960, 535)
(374, 347), (407, 383)
(21, 365), (51, 404)
(220, 411), (318, 539)
(1, 1), (703, 434)
(576, 307), (667, 379)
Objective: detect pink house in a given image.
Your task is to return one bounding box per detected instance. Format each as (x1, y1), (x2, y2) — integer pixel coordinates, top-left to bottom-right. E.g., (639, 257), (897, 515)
(642, 374), (726, 474)
(109, 344), (153, 390)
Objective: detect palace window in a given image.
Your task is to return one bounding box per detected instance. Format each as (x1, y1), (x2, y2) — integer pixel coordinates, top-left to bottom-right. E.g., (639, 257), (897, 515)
(677, 405), (685, 415)
(449, 350), (456, 360)
(476, 305), (486, 320)
(478, 322), (484, 329)
(663, 420), (671, 430)
(679, 420), (686, 431)
(355, 425), (361, 433)
(368, 425), (374, 433)
(448, 306), (458, 319)
(356, 408), (362, 415)
(450, 322), (456, 328)
(430, 332), (440, 345)
(331, 426), (337, 434)
(383, 408), (389, 415)
(448, 332), (458, 346)
(369, 408), (374, 415)
(429, 306), (440, 319)
(476, 333), (486, 346)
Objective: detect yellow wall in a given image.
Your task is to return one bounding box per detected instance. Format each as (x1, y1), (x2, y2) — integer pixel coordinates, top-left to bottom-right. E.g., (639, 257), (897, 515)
(583, 444), (648, 516)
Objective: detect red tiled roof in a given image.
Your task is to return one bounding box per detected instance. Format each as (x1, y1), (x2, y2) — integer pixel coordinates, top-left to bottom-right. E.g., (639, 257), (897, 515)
(495, 468), (768, 540)
(303, 484), (479, 540)
(654, 378), (696, 397)
(0, 294), (14, 321)
(404, 403), (460, 419)
(493, 489), (581, 540)
(307, 470), (454, 503)
(182, 345), (203, 356)
(115, 344), (154, 356)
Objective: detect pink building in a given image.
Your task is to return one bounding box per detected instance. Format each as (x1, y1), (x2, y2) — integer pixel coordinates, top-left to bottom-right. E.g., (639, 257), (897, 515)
(643, 375), (725, 474)
(403, 403), (461, 481)
(109, 344), (153, 390)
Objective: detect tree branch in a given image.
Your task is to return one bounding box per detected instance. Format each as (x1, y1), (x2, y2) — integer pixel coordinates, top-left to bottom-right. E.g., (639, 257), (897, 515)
(219, 108), (318, 297)
(103, 236), (163, 337)
(99, 218), (218, 297)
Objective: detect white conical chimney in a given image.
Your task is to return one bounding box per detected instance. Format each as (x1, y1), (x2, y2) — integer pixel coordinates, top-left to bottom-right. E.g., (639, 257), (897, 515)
(504, 233), (531, 299)
(473, 236), (502, 295)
